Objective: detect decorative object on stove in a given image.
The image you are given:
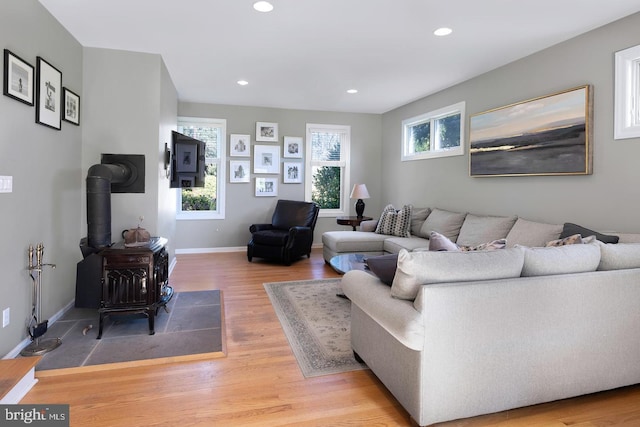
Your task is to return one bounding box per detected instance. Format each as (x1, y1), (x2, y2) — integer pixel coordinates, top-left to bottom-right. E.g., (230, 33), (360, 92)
(122, 216), (151, 247)
(350, 183), (370, 218)
(21, 242), (61, 357)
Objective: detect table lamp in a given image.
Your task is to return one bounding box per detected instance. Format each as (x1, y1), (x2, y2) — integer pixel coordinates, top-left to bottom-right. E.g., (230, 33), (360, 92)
(350, 184), (370, 218)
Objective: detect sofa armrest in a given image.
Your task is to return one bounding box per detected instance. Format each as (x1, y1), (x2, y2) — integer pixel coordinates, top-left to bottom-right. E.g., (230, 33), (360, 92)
(360, 219), (378, 232)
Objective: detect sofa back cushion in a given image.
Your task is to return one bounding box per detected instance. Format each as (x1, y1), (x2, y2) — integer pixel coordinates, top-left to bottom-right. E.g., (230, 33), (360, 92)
(419, 208), (467, 242)
(456, 214), (517, 246)
(520, 243), (600, 277)
(410, 207), (432, 238)
(505, 217), (563, 247)
(391, 247), (525, 300)
(597, 242), (640, 270)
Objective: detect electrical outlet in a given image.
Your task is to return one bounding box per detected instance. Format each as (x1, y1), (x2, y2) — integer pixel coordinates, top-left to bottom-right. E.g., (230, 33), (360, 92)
(2, 308), (9, 328)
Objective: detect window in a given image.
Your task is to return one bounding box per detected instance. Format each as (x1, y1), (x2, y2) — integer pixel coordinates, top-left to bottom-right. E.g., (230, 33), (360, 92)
(305, 124), (351, 216)
(402, 102), (465, 161)
(176, 117), (226, 219)
(614, 44), (640, 139)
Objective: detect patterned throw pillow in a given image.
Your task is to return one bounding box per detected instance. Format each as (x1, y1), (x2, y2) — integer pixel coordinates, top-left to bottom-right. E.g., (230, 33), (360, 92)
(375, 204), (413, 238)
(545, 233), (583, 247)
(429, 231), (506, 251)
(459, 239), (507, 251)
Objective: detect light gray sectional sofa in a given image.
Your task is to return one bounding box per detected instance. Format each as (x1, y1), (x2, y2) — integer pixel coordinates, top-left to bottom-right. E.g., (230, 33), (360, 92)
(326, 207), (640, 426)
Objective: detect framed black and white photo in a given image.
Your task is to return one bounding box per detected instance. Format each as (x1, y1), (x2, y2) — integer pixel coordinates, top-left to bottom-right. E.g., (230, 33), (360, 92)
(256, 121), (278, 142)
(283, 136), (303, 158)
(253, 145), (280, 174)
(255, 177), (278, 196)
(230, 160), (250, 183)
(283, 162), (302, 183)
(62, 87), (80, 125)
(176, 141), (198, 173)
(230, 134), (250, 156)
(3, 49), (34, 106)
(35, 56), (62, 130)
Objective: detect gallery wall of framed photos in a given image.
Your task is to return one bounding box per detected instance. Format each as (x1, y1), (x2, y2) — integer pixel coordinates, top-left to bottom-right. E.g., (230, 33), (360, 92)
(229, 122), (304, 197)
(3, 48), (81, 129)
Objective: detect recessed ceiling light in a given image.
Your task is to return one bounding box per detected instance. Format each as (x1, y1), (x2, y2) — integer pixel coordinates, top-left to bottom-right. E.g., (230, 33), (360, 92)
(347, 89), (358, 94)
(253, 1), (274, 12)
(237, 80), (249, 86)
(434, 27), (453, 36)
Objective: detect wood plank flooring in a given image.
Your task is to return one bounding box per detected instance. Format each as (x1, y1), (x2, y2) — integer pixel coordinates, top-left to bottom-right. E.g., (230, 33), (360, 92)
(20, 249), (640, 426)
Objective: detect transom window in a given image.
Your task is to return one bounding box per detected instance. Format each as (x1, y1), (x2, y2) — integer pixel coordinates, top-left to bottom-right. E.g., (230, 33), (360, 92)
(176, 117), (226, 220)
(402, 102), (465, 161)
(614, 44), (640, 139)
(305, 123), (351, 216)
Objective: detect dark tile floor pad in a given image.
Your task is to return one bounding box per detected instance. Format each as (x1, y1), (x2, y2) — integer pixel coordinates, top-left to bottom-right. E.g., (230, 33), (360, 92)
(32, 290), (223, 371)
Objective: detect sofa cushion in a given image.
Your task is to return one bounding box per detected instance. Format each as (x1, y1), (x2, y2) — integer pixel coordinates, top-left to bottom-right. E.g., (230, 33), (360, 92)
(561, 222), (619, 244)
(322, 230), (387, 253)
(505, 218), (563, 248)
(419, 208), (467, 242)
(384, 236), (431, 253)
(375, 204), (413, 238)
(456, 214), (517, 247)
(410, 207), (432, 238)
(391, 247), (525, 300)
(597, 242), (640, 270)
(520, 243), (601, 277)
(365, 253), (398, 285)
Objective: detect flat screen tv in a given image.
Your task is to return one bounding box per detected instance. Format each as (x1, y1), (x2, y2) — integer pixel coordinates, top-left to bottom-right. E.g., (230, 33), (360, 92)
(169, 130), (206, 188)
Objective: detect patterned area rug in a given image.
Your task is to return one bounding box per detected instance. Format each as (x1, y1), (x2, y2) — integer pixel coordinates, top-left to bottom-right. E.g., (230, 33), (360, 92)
(31, 290), (224, 372)
(264, 278), (367, 378)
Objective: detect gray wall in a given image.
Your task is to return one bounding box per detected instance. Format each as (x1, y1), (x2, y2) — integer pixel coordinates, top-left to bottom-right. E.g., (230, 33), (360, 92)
(381, 12), (640, 233)
(176, 103), (382, 250)
(0, 0), (83, 357)
(82, 48), (178, 262)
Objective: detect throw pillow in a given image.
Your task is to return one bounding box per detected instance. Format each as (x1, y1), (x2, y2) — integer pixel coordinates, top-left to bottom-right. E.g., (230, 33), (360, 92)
(365, 254), (398, 286)
(545, 233), (583, 247)
(560, 223), (619, 244)
(459, 239), (507, 251)
(428, 231), (460, 251)
(375, 204), (413, 238)
(456, 214), (517, 247)
(419, 208), (467, 242)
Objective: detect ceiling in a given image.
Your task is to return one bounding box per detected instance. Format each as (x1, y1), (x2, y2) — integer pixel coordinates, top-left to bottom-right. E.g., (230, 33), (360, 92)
(39, 0), (640, 114)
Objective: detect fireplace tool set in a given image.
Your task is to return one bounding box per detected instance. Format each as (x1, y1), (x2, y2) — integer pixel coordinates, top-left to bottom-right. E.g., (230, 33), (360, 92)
(20, 243), (62, 356)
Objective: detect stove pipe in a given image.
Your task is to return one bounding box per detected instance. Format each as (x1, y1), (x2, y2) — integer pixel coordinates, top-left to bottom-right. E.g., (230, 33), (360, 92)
(86, 163), (132, 249)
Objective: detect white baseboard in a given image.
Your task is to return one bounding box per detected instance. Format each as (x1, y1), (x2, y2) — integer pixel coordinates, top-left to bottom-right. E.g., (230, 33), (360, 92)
(0, 367), (38, 404)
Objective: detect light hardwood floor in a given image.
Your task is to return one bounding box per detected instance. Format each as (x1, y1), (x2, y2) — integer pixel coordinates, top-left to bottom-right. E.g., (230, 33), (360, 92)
(21, 249), (640, 426)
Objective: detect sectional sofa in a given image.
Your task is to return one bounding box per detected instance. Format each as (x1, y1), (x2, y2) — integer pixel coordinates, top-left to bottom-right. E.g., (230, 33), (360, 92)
(324, 206), (640, 426)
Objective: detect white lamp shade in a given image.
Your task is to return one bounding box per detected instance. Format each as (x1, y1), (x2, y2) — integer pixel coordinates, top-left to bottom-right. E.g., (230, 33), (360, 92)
(350, 184), (370, 199)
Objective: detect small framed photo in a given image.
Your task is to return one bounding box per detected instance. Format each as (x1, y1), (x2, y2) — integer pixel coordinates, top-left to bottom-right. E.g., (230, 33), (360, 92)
(283, 136), (303, 158)
(283, 162), (303, 183)
(62, 87), (80, 125)
(254, 145), (280, 174)
(35, 56), (62, 130)
(255, 177), (278, 196)
(230, 160), (250, 183)
(176, 141), (198, 173)
(3, 49), (34, 106)
(256, 121), (278, 142)
(230, 134), (250, 156)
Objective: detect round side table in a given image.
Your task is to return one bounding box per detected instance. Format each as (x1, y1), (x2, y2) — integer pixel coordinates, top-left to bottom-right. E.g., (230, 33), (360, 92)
(336, 216), (373, 231)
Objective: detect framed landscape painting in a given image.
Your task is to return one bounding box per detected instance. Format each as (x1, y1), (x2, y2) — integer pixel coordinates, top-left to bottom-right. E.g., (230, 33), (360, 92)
(469, 85), (592, 177)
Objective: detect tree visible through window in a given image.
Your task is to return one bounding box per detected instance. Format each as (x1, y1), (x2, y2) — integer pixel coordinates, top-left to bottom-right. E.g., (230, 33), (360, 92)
(177, 117), (226, 219)
(305, 124), (350, 215)
(402, 102), (465, 161)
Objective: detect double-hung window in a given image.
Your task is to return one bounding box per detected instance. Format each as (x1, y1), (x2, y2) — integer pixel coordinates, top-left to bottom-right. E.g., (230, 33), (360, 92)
(305, 123), (351, 216)
(402, 101), (465, 161)
(176, 117), (226, 220)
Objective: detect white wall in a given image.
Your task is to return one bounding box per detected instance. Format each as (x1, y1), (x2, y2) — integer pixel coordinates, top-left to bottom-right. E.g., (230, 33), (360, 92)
(380, 12), (640, 233)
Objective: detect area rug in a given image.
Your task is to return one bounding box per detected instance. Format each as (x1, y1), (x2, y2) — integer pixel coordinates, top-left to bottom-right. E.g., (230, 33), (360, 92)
(32, 290), (224, 373)
(264, 278), (367, 378)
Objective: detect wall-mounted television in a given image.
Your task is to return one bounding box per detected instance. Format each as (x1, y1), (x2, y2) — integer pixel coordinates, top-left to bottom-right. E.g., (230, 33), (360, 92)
(169, 130), (206, 188)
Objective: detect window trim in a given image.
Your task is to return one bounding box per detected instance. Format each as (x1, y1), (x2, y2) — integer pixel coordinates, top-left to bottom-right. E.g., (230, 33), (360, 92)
(614, 44), (640, 140)
(401, 101), (465, 161)
(305, 123), (351, 217)
(176, 116), (226, 220)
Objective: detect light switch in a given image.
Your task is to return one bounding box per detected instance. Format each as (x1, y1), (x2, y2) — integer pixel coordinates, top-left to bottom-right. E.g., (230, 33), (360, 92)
(0, 176), (12, 193)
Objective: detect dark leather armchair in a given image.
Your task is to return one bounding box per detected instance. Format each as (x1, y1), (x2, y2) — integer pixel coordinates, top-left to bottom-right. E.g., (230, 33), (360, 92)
(248, 199), (320, 265)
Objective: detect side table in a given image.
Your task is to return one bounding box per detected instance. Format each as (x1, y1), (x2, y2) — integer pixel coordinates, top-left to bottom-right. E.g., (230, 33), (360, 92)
(336, 216), (373, 231)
